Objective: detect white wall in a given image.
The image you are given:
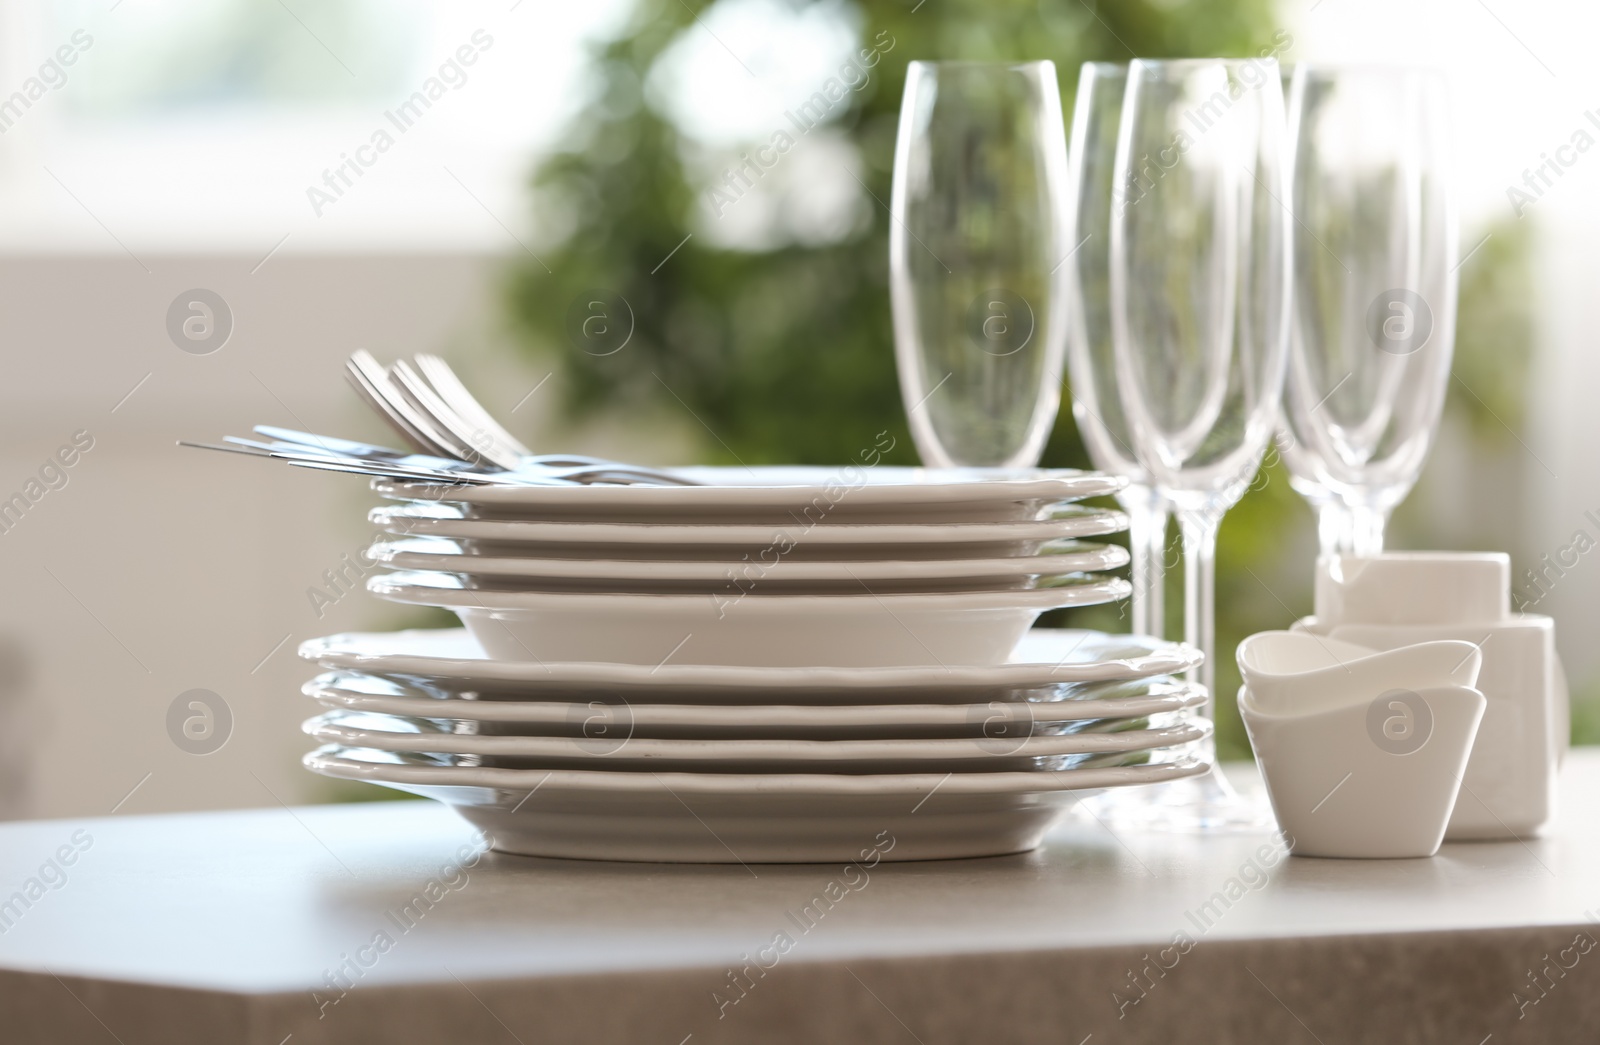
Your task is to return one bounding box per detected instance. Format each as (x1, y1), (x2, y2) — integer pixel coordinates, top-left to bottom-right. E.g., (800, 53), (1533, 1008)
(0, 252), (695, 820)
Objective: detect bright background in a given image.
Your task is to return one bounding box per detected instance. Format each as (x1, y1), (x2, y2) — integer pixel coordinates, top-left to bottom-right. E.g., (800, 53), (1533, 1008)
(0, 0), (1594, 819)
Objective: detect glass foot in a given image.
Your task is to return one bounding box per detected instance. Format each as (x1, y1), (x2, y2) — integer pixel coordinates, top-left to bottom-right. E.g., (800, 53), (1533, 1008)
(1081, 762), (1278, 833)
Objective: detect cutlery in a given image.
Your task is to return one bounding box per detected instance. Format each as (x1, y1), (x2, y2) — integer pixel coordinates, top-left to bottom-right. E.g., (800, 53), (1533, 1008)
(222, 436), (481, 474)
(348, 351), (696, 485)
(184, 439), (697, 487)
(256, 424), (635, 472)
(179, 440), (507, 485)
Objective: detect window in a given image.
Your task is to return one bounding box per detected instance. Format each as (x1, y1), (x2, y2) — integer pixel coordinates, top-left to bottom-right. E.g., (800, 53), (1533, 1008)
(0, 0), (632, 251)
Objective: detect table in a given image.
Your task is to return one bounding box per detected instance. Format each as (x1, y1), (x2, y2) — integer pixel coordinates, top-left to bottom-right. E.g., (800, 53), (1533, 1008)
(3, 755), (1597, 1045)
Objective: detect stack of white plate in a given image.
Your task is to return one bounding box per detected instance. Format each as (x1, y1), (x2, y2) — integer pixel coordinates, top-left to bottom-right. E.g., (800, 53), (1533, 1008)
(300, 467), (1210, 862)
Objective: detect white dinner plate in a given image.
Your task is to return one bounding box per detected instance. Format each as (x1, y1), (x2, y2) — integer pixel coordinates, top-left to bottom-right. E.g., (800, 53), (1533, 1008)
(364, 536), (1130, 591)
(368, 502), (1129, 553)
(368, 570), (1130, 666)
(298, 628), (1204, 702)
(303, 671), (1207, 739)
(302, 709), (1208, 772)
(372, 466), (1126, 522)
(304, 745), (1207, 861)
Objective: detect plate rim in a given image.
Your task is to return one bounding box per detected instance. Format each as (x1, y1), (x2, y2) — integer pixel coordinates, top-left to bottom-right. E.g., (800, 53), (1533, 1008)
(297, 628), (1205, 689)
(371, 467), (1128, 508)
(368, 505), (1131, 545)
(304, 744), (1209, 794)
(302, 712), (1210, 759)
(365, 537), (1132, 580)
(302, 673), (1207, 724)
(367, 571), (1132, 611)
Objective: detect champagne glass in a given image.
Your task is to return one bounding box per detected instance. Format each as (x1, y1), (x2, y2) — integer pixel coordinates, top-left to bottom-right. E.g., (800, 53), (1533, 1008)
(1281, 66), (1457, 557)
(1110, 58), (1290, 829)
(1065, 62), (1168, 639)
(891, 61), (1071, 469)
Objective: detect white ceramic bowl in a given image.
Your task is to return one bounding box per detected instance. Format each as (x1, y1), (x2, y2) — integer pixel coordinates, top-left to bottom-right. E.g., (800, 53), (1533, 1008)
(369, 570), (1130, 667)
(1235, 630), (1482, 715)
(1239, 683), (1486, 858)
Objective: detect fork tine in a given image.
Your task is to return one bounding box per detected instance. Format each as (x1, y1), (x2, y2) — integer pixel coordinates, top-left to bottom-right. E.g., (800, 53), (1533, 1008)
(346, 353), (459, 459)
(414, 354), (534, 457)
(389, 359), (521, 471)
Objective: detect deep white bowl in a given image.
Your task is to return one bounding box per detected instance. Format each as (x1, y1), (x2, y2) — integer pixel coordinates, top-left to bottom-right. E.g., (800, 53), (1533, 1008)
(368, 570), (1129, 667)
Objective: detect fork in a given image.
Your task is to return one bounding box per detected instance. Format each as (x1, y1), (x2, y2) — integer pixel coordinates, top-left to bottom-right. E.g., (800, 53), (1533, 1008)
(414, 353), (533, 458)
(254, 424), (649, 474)
(183, 439), (693, 487)
(346, 350), (489, 465)
(348, 351), (696, 485)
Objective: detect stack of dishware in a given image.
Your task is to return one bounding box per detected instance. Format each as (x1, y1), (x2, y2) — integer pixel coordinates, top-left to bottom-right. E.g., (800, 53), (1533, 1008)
(358, 469), (1138, 667)
(297, 468), (1214, 862)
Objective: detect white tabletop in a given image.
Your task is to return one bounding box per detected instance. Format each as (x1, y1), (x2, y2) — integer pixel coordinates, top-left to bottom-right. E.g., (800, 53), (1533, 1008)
(2, 756), (1597, 1044)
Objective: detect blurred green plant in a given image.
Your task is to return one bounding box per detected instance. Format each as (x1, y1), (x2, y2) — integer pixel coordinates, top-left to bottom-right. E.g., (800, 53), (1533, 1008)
(1447, 219), (1535, 437)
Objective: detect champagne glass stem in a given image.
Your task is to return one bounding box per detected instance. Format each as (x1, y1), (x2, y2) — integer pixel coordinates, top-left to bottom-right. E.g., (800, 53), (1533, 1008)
(1316, 501), (1352, 559)
(1348, 505), (1388, 557)
(1178, 505), (1219, 704)
(1117, 485), (1167, 639)
(1180, 502), (1241, 806)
